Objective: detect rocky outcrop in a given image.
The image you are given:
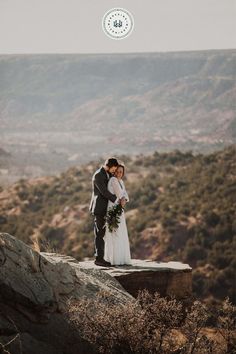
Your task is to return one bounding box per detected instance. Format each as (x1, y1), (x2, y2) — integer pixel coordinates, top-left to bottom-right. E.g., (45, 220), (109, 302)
(0, 233), (132, 354)
(80, 259), (192, 300)
(0, 233), (193, 354)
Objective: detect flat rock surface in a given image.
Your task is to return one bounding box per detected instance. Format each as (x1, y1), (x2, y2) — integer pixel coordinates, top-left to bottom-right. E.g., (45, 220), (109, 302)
(80, 259), (192, 273)
(79, 259), (193, 299)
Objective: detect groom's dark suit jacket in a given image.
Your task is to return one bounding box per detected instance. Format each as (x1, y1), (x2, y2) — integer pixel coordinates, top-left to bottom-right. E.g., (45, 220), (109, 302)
(89, 167), (117, 216)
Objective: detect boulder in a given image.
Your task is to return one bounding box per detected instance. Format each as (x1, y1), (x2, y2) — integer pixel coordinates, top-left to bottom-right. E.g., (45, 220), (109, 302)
(0, 233), (132, 354)
(0, 232), (193, 354)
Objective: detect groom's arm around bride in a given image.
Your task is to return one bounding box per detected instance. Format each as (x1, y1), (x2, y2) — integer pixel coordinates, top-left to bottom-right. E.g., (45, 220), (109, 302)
(89, 169), (116, 215)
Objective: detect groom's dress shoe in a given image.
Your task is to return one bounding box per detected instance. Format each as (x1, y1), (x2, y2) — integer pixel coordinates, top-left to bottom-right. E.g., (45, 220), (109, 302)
(94, 259), (112, 267)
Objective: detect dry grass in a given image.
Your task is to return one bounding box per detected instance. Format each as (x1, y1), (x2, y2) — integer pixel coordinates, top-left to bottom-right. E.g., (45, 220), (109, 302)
(66, 290), (236, 354)
(0, 314), (22, 354)
(31, 236), (58, 254)
(31, 235), (41, 252)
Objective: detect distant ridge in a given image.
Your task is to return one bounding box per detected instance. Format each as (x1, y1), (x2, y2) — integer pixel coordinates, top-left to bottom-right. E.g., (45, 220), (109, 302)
(0, 49), (235, 181)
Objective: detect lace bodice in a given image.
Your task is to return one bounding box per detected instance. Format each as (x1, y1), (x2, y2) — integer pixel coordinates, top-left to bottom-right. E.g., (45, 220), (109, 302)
(108, 177), (129, 202)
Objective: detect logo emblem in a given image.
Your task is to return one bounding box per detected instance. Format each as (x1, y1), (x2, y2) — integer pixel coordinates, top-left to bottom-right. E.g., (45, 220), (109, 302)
(102, 8), (134, 40)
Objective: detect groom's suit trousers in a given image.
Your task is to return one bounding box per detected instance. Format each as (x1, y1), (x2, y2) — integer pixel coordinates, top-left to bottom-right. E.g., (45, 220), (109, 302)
(94, 214), (106, 259)
(90, 167), (117, 259)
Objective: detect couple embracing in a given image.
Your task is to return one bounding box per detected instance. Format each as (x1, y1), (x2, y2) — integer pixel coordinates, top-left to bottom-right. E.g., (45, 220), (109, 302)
(89, 157), (132, 267)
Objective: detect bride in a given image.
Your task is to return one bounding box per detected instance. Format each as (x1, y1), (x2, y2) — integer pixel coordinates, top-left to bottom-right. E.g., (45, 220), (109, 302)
(104, 163), (132, 266)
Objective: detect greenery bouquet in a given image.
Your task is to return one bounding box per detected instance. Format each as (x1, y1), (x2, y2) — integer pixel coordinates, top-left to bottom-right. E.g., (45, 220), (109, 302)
(105, 203), (124, 233)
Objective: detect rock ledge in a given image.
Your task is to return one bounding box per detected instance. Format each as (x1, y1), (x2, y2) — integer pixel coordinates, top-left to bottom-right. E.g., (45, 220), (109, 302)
(79, 259), (192, 299)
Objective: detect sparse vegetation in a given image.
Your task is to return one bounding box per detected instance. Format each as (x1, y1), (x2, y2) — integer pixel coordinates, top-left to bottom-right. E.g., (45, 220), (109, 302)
(66, 289), (236, 354)
(0, 145), (235, 306)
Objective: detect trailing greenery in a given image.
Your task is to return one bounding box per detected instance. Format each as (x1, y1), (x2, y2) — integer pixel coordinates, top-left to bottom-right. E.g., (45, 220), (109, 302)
(106, 204), (124, 233)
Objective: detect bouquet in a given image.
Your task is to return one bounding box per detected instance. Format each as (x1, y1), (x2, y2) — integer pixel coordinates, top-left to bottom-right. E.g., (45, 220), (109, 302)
(105, 203), (124, 233)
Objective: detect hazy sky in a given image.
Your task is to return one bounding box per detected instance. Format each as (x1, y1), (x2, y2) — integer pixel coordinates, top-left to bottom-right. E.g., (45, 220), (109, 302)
(0, 0), (235, 54)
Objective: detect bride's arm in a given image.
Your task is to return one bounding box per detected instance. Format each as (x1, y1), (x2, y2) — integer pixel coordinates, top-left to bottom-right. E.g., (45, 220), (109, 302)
(122, 181), (129, 202)
(110, 177), (124, 200)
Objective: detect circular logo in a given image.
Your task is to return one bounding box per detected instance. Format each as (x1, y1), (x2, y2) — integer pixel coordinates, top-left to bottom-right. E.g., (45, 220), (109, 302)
(102, 8), (134, 40)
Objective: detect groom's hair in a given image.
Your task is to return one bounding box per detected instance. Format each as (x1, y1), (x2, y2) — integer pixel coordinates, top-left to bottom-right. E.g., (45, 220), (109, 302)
(104, 157), (119, 168)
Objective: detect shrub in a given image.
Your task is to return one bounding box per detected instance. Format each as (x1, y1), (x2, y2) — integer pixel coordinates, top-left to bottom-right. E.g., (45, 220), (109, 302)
(66, 290), (183, 354)
(66, 290), (235, 354)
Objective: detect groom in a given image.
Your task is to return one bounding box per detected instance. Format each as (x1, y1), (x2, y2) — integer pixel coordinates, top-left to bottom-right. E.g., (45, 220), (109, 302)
(89, 157), (126, 266)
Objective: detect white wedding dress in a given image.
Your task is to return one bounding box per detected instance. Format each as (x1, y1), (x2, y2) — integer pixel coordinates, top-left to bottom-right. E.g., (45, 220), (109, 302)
(104, 177), (132, 265)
